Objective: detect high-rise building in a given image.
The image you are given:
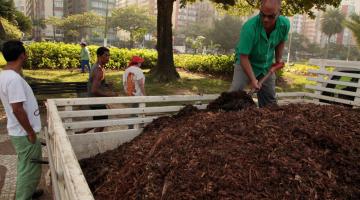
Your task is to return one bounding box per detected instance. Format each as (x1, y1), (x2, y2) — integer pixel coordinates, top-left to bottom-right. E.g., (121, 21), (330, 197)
(301, 10), (324, 45)
(14, 0), (26, 13)
(26, 0), (64, 41)
(116, 0), (156, 15)
(63, 0), (117, 44)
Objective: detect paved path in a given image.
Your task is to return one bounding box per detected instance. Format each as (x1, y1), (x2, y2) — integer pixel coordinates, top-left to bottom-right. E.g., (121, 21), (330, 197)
(0, 110), (52, 200)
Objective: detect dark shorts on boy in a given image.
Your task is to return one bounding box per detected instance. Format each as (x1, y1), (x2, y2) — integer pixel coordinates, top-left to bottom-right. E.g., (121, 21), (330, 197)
(90, 104), (108, 120)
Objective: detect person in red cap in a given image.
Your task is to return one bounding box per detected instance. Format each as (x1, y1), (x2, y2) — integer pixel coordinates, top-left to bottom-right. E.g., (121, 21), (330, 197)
(123, 56), (146, 129)
(123, 56), (146, 96)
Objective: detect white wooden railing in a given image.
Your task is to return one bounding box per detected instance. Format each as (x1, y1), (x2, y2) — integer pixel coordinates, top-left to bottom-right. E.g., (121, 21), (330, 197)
(46, 59), (360, 200)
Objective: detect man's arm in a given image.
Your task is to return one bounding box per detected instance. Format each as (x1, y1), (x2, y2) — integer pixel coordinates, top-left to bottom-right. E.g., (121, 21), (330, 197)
(91, 68), (115, 97)
(11, 102), (37, 143)
(275, 41), (285, 63)
(240, 54), (260, 90)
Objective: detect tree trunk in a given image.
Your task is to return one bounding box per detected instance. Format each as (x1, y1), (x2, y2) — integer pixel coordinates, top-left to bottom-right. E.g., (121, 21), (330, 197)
(130, 33), (134, 48)
(150, 0), (179, 82)
(325, 35), (331, 59)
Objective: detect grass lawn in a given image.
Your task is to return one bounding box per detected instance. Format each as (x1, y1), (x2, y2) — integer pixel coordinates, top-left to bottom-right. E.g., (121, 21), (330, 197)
(23, 69), (231, 97)
(0, 62), (316, 99)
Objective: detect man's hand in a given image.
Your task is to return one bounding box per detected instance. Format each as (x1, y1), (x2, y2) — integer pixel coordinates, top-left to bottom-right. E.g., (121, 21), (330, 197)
(250, 79), (261, 90)
(27, 133), (37, 144)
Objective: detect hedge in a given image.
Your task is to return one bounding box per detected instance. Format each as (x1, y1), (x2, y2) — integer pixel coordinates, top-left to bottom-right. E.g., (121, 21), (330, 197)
(24, 42), (234, 76)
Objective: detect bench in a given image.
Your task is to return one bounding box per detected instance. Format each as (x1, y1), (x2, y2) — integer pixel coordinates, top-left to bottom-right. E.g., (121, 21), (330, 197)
(29, 82), (88, 100)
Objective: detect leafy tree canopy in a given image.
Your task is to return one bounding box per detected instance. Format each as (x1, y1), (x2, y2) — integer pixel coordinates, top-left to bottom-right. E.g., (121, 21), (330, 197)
(110, 6), (155, 46)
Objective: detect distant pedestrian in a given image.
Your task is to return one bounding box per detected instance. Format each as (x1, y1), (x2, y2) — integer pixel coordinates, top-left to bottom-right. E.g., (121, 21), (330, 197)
(80, 41), (91, 73)
(0, 40), (43, 200)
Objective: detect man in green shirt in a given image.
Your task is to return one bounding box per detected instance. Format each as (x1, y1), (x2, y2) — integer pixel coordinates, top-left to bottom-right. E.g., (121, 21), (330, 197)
(229, 0), (290, 107)
(80, 41), (91, 73)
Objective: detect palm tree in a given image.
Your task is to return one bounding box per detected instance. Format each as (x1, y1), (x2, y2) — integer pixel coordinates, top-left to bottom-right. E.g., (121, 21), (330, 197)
(344, 13), (360, 48)
(321, 8), (345, 58)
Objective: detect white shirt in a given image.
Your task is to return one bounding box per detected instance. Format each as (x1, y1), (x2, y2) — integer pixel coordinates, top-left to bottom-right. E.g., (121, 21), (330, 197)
(0, 70), (41, 136)
(123, 66), (145, 96)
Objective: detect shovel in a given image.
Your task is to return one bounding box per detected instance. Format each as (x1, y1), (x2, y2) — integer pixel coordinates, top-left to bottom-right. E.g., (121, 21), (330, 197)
(248, 62), (285, 96)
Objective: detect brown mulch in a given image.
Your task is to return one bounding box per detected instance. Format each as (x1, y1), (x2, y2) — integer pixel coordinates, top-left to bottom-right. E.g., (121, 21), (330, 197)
(80, 103), (360, 199)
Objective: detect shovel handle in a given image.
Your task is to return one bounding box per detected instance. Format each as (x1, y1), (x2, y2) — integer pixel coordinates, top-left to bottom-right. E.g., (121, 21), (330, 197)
(248, 62), (285, 95)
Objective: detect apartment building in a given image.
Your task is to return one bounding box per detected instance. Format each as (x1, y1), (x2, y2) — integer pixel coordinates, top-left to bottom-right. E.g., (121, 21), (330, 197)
(64, 0), (117, 44)
(14, 0), (26, 13)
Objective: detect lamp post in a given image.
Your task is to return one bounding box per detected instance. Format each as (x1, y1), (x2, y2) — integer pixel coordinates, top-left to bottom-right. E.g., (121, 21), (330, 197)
(104, 0), (109, 47)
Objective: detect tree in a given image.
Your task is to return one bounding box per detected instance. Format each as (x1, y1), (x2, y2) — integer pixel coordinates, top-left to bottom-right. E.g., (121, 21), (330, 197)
(186, 35), (206, 54)
(0, 17), (22, 42)
(14, 11), (32, 34)
(46, 12), (104, 42)
(321, 8), (345, 58)
(151, 0), (342, 82)
(110, 6), (155, 48)
(344, 13), (360, 48)
(0, 0), (16, 22)
(207, 15), (243, 53)
(174, 22), (210, 46)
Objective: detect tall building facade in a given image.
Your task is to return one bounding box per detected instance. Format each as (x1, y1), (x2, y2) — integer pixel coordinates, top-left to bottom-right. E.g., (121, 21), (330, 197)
(14, 0), (26, 13)
(26, 0), (64, 41)
(64, 0), (117, 44)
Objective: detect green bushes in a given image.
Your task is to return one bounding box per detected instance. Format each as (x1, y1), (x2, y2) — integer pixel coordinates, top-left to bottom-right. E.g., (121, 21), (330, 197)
(24, 42), (234, 76)
(174, 54), (234, 76)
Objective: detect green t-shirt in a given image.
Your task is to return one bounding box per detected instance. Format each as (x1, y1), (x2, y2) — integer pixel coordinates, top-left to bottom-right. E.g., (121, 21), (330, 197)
(235, 15), (290, 76)
(80, 47), (90, 61)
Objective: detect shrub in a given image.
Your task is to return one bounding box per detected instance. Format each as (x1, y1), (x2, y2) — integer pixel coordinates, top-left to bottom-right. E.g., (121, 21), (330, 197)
(24, 42), (235, 76)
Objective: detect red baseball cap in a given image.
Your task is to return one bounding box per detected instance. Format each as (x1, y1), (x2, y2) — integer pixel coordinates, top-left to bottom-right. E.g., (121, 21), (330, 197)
(131, 56), (144, 63)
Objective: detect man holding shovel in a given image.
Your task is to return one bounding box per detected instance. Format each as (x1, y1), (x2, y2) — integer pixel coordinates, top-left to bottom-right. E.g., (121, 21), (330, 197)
(229, 0), (290, 107)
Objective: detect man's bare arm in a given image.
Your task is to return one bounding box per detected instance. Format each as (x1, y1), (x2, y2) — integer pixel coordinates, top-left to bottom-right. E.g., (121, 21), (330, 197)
(11, 102), (37, 143)
(275, 41), (285, 63)
(240, 54), (260, 90)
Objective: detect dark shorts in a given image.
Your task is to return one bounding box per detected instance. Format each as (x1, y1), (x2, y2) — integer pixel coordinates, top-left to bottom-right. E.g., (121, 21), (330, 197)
(90, 104), (108, 120)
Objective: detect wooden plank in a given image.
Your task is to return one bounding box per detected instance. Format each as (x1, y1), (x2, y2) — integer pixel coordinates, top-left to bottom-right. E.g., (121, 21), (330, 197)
(276, 92), (307, 98)
(309, 59), (360, 70)
(308, 69), (360, 79)
(47, 100), (94, 200)
(68, 129), (143, 160)
(306, 93), (360, 106)
(307, 77), (360, 88)
(59, 104), (208, 118)
(54, 94), (219, 106)
(305, 85), (360, 97)
(64, 117), (158, 130)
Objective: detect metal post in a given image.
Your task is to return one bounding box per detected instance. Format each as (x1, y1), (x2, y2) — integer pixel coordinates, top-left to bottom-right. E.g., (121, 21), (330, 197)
(103, 0), (109, 47)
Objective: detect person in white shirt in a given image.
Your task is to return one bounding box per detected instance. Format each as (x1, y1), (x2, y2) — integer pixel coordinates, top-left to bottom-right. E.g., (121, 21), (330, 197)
(123, 56), (145, 129)
(0, 40), (42, 200)
(123, 56), (146, 96)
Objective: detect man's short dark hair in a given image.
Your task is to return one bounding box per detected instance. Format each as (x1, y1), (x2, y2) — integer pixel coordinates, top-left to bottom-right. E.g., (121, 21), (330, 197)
(1, 40), (26, 62)
(96, 47), (109, 56)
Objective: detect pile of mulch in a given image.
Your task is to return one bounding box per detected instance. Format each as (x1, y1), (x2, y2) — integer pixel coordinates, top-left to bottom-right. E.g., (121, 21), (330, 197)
(80, 104), (360, 199)
(207, 91), (256, 111)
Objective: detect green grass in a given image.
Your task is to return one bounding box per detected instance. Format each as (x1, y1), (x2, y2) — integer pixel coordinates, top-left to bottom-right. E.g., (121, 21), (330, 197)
(276, 72), (316, 92)
(18, 63), (318, 99)
(22, 69), (230, 97)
